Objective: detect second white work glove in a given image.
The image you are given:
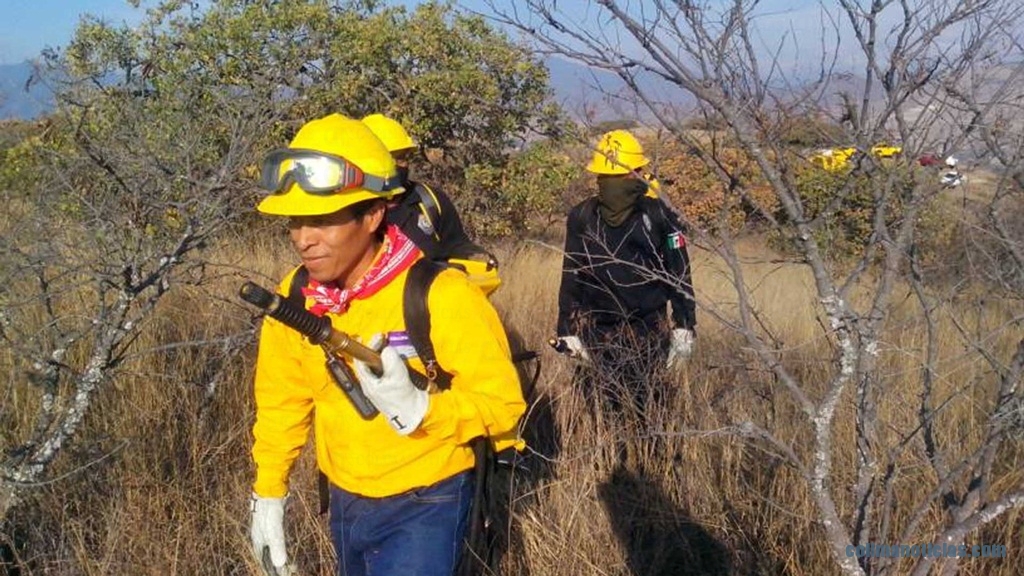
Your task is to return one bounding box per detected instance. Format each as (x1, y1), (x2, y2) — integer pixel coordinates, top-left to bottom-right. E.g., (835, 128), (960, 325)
(557, 335), (591, 362)
(250, 493), (294, 576)
(354, 344), (429, 435)
(666, 328), (695, 369)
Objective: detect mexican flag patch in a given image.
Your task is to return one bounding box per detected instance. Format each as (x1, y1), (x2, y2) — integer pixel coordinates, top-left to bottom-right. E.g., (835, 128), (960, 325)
(667, 231), (686, 250)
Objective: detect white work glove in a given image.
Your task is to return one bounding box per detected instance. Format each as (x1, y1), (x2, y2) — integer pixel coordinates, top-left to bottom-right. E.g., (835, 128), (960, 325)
(666, 328), (695, 369)
(354, 342), (429, 435)
(250, 493), (294, 576)
(557, 335), (591, 362)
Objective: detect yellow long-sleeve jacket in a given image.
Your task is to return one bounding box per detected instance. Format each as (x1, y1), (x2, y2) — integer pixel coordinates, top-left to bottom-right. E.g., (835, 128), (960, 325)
(251, 261), (526, 499)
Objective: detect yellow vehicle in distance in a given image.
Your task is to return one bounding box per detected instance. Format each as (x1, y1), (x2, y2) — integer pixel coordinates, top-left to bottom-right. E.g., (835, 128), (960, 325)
(870, 143), (902, 159)
(809, 147), (857, 172)
(808, 143), (902, 172)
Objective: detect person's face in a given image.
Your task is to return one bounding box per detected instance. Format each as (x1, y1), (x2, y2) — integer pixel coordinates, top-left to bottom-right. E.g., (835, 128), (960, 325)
(287, 203), (385, 287)
(392, 149), (413, 168)
(391, 149), (413, 187)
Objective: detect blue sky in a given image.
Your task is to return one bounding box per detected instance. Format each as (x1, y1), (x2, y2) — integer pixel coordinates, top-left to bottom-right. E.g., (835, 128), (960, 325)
(0, 0), (146, 64)
(0, 0), (513, 64)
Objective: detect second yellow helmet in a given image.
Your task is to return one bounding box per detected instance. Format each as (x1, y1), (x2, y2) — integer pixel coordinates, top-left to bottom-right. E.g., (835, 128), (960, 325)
(361, 113), (417, 153)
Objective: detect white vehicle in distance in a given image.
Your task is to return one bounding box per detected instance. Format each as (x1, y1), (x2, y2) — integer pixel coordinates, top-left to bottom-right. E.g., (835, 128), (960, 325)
(940, 155), (963, 187)
(940, 170), (964, 187)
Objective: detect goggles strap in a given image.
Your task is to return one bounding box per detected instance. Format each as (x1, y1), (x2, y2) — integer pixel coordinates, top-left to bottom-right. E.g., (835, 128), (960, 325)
(363, 174), (402, 193)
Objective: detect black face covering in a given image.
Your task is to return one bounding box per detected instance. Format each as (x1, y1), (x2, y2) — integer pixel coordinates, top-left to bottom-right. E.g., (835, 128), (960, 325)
(597, 177), (647, 226)
(395, 166), (411, 187)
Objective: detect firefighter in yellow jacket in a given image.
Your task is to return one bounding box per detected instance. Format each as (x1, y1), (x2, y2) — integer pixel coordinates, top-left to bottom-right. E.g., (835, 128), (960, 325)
(248, 113), (526, 576)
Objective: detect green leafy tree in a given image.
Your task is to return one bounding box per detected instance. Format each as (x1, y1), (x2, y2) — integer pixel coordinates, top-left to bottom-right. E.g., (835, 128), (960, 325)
(64, 0), (564, 216)
(464, 138), (584, 237)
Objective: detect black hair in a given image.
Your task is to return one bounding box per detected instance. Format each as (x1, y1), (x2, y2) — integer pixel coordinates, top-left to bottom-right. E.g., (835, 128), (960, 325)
(349, 198), (387, 242)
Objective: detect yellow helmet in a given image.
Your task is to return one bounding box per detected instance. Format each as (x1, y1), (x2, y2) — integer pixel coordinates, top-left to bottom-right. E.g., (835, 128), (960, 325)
(361, 113), (417, 153)
(586, 129), (650, 175)
(256, 114), (403, 217)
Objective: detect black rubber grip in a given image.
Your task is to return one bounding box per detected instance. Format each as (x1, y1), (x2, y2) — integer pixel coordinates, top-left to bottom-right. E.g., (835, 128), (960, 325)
(240, 281), (332, 345)
(239, 281), (276, 309)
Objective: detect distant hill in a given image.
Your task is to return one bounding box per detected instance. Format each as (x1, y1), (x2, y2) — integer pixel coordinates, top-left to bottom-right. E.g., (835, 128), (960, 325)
(0, 62), (54, 120)
(543, 56), (695, 123)
(6, 53), (1015, 137)
(2, 55), (687, 124)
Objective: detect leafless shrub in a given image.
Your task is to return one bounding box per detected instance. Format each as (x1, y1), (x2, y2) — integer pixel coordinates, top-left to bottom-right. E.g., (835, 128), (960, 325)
(489, 2), (1024, 574)
(0, 61), (278, 522)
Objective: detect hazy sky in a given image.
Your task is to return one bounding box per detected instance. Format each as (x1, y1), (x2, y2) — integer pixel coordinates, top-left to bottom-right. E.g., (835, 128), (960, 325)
(0, 1), (855, 69)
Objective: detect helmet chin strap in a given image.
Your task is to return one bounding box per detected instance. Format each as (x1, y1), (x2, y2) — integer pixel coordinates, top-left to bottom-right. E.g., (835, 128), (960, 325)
(395, 166), (411, 187)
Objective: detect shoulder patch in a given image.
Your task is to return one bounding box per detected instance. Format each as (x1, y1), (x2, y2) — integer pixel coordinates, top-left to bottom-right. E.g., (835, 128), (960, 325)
(417, 212), (435, 236)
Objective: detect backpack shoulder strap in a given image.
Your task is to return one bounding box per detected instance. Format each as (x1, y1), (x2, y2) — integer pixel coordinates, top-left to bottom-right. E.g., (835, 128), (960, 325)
(404, 258), (454, 390)
(413, 182), (442, 242)
(288, 265), (310, 308)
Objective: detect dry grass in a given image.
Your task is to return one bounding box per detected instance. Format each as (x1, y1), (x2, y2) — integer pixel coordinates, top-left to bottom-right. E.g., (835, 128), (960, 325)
(2, 232), (1022, 575)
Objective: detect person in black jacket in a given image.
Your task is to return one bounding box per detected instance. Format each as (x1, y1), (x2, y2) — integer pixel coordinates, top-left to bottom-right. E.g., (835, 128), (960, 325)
(361, 113), (487, 261)
(555, 129), (696, 416)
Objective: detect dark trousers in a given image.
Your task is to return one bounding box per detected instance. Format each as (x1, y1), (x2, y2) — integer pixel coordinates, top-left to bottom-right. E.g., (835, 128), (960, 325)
(578, 322), (670, 419)
(329, 471), (474, 576)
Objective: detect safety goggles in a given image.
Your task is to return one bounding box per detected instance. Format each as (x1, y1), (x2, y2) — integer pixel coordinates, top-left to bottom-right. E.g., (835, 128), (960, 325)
(258, 148), (400, 196)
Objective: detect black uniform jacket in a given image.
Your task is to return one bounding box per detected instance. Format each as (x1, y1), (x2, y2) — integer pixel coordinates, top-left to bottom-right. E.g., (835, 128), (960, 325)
(556, 196), (696, 341)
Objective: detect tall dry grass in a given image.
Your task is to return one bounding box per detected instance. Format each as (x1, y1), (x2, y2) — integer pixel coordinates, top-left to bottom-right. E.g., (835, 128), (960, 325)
(2, 232), (1022, 575)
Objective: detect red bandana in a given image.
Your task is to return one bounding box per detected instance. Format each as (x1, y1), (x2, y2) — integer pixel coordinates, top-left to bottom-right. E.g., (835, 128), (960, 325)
(301, 225), (421, 316)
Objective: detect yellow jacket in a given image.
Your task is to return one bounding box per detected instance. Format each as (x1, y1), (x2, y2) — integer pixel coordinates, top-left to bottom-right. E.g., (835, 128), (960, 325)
(251, 261), (526, 498)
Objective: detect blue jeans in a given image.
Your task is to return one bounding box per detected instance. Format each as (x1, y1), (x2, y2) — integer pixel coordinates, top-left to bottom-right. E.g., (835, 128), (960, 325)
(329, 470), (474, 576)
